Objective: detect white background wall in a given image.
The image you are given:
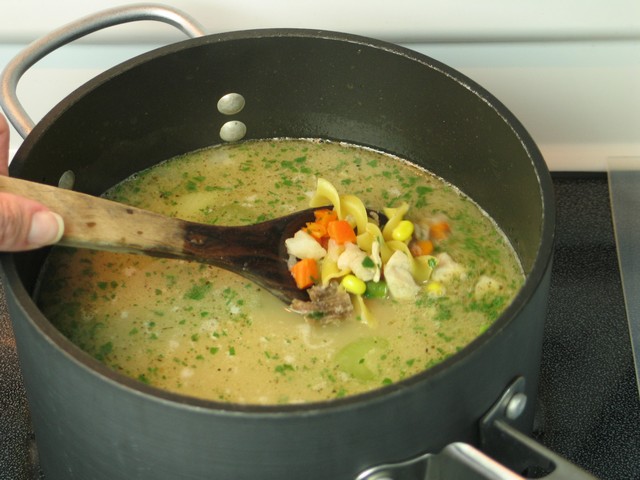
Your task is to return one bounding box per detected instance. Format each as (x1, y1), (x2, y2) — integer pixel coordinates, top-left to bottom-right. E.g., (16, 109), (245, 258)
(1, 0), (639, 170)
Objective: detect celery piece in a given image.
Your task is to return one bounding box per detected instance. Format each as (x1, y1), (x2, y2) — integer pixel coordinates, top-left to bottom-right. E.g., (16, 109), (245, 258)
(335, 337), (389, 381)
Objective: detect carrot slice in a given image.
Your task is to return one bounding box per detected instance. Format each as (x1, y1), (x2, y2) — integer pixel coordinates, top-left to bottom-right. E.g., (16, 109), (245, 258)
(327, 220), (357, 244)
(410, 239), (434, 256)
(290, 258), (319, 289)
(429, 221), (450, 241)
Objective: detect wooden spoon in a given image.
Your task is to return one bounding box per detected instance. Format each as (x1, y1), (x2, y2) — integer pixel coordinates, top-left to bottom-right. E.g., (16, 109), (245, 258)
(0, 175), (318, 304)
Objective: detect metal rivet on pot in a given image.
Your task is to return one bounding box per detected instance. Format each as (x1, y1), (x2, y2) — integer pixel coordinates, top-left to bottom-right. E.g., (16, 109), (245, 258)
(217, 93), (245, 115)
(58, 170), (75, 190)
(219, 120), (247, 142)
(505, 392), (527, 420)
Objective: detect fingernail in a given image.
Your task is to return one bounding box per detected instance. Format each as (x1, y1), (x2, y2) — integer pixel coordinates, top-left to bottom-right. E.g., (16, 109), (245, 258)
(28, 211), (65, 246)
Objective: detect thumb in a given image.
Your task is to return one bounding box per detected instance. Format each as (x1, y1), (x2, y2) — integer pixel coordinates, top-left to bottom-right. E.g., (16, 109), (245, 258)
(0, 193), (65, 252)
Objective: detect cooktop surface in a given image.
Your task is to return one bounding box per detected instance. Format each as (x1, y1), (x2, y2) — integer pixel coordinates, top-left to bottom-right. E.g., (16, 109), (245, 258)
(0, 173), (639, 479)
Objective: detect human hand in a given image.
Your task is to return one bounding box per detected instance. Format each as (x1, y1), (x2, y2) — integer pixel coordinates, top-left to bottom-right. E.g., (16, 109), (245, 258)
(0, 113), (64, 251)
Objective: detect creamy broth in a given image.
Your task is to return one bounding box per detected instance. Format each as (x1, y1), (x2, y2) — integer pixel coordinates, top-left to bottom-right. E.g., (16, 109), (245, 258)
(36, 139), (523, 404)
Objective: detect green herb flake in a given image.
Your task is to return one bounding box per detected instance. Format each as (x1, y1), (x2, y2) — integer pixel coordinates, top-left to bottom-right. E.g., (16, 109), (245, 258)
(280, 160), (298, 172)
(469, 296), (507, 322)
(307, 311), (325, 321)
(437, 332), (454, 342)
(335, 388), (347, 398)
(435, 307), (452, 321)
(361, 256), (375, 269)
(184, 281), (212, 301)
(95, 341), (113, 361)
(275, 364), (295, 375)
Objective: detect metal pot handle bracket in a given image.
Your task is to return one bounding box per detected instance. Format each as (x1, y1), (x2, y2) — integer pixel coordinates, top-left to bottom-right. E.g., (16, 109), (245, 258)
(357, 377), (598, 480)
(0, 3), (206, 139)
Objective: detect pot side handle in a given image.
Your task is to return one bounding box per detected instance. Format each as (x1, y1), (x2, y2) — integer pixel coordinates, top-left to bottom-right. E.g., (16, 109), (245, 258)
(356, 438), (597, 480)
(478, 377), (598, 479)
(357, 377), (598, 480)
(0, 3), (206, 139)
(356, 442), (527, 480)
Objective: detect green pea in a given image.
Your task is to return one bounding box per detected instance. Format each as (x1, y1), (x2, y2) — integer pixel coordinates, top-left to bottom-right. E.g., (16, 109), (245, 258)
(364, 281), (388, 299)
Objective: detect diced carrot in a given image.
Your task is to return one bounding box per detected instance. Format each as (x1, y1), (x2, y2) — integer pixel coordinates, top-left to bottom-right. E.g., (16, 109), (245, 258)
(429, 221), (450, 241)
(410, 239), (434, 257)
(327, 220), (357, 245)
(303, 209), (339, 242)
(290, 258), (319, 289)
(305, 221), (327, 240)
(318, 235), (330, 250)
(314, 208), (338, 227)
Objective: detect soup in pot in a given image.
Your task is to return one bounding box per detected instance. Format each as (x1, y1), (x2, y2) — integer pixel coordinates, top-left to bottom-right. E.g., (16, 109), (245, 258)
(36, 139), (523, 404)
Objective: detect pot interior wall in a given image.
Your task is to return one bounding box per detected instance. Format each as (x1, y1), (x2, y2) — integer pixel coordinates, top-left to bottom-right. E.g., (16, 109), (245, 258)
(11, 30), (547, 295)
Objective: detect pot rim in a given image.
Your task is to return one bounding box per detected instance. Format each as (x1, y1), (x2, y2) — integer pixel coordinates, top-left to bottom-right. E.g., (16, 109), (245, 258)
(2, 28), (556, 417)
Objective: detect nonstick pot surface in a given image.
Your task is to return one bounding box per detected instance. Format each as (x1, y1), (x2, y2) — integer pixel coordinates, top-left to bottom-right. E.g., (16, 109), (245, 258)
(3, 30), (554, 479)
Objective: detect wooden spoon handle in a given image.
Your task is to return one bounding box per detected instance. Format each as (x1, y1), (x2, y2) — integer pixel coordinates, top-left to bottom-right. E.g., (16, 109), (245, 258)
(0, 175), (187, 256)
(0, 176), (312, 303)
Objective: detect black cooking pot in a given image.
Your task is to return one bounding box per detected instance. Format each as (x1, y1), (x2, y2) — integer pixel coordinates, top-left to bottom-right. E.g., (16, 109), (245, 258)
(0, 4), (588, 480)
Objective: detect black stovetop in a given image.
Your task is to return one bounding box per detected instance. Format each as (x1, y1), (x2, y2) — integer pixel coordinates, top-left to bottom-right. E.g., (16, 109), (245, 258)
(532, 173), (640, 479)
(1, 173), (639, 480)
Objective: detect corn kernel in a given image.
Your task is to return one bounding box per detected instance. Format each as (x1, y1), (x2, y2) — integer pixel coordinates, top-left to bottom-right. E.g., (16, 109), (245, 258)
(425, 281), (445, 297)
(341, 274), (367, 295)
(391, 220), (414, 242)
